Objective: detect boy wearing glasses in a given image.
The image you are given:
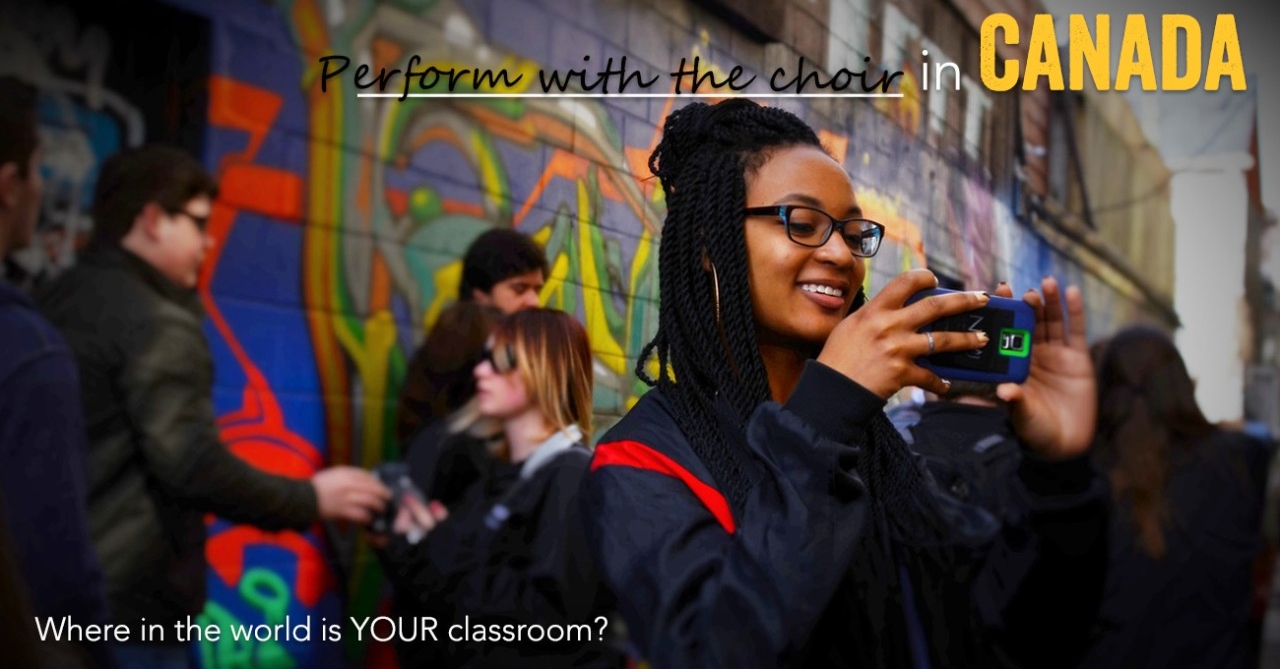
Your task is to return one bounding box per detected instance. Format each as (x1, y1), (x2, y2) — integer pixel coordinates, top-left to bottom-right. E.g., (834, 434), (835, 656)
(34, 145), (392, 669)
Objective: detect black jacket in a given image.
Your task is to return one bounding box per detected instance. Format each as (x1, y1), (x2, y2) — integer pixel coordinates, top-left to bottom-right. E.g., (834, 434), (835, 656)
(34, 247), (317, 637)
(382, 426), (626, 668)
(892, 400), (1107, 667)
(1080, 429), (1271, 669)
(580, 361), (1108, 668)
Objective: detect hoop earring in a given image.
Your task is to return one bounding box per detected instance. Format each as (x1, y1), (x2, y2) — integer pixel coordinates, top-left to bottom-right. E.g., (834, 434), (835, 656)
(710, 260), (722, 328)
(709, 260), (742, 381)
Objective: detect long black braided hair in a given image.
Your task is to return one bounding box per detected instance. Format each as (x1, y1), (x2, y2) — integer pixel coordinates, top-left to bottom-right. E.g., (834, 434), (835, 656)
(637, 98), (804, 513)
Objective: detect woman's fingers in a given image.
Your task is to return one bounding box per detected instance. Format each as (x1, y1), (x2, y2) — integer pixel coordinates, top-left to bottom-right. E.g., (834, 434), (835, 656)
(870, 268), (940, 308)
(403, 495), (436, 530)
(817, 270), (998, 399)
(1026, 288), (1047, 344)
(914, 329), (989, 356)
(906, 366), (953, 397)
(429, 501), (449, 523)
(996, 382), (1023, 404)
(1065, 285), (1087, 349)
(1040, 277), (1066, 344)
(391, 505), (416, 535)
(898, 289), (990, 331)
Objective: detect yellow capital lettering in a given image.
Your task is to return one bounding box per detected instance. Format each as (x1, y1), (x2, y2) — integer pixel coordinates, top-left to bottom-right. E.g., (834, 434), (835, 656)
(1205, 14), (1246, 90)
(1162, 15), (1200, 91)
(1023, 14), (1064, 90)
(981, 13), (1019, 92)
(1115, 14), (1156, 91)
(1069, 14), (1109, 90)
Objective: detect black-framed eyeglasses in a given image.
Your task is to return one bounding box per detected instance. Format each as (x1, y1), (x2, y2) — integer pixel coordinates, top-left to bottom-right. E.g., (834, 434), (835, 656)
(171, 209), (210, 230)
(743, 205), (885, 258)
(479, 342), (517, 374)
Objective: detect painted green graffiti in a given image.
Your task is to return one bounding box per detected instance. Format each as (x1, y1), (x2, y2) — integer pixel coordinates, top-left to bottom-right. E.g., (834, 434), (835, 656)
(196, 568), (297, 669)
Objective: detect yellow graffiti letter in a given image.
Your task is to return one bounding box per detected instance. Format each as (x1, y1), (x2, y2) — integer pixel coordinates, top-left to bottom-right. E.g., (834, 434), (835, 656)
(981, 13), (1019, 92)
(1115, 15), (1156, 91)
(1162, 15), (1201, 91)
(1069, 14), (1109, 90)
(1205, 14), (1247, 91)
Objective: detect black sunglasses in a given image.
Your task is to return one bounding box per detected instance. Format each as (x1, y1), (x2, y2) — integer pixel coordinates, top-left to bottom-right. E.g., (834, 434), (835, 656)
(479, 342), (517, 374)
(743, 205), (885, 258)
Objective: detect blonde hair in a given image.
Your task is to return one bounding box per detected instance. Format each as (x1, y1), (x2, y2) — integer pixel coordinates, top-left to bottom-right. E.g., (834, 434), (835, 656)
(449, 308), (594, 455)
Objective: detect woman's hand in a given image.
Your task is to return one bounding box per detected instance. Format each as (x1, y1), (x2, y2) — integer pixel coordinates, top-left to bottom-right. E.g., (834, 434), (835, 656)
(994, 277), (1097, 460)
(366, 494), (448, 550)
(392, 495), (450, 545)
(817, 268), (991, 399)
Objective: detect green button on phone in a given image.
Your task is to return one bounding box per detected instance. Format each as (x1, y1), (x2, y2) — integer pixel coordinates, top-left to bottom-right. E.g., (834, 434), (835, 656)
(998, 328), (1031, 357)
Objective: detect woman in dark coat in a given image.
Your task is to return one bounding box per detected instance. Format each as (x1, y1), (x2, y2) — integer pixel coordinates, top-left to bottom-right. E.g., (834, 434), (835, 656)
(1082, 324), (1271, 668)
(578, 98), (1108, 668)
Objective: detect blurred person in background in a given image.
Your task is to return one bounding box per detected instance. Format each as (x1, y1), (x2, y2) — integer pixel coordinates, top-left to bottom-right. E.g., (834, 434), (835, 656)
(0, 73), (116, 669)
(396, 227), (548, 443)
(34, 144), (391, 669)
(377, 307), (625, 668)
(1081, 324), (1271, 669)
(387, 227), (548, 667)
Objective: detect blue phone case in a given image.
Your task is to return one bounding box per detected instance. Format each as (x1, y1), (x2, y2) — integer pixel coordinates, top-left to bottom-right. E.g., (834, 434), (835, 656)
(904, 288), (1034, 384)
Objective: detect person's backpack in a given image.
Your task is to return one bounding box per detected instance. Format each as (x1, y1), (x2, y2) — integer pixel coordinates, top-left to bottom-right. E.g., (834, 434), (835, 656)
(888, 403), (1023, 522)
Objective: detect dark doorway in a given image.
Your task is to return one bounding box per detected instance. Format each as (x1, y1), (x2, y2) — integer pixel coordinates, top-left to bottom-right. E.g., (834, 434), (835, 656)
(1, 0), (212, 287)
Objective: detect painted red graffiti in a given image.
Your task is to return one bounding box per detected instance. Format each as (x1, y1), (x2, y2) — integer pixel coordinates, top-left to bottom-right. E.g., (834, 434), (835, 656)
(200, 74), (331, 605)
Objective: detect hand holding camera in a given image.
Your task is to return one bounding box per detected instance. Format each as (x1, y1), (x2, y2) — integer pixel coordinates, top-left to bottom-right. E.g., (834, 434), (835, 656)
(989, 277), (1097, 461)
(905, 286), (1034, 385)
(817, 269), (992, 399)
(368, 462), (447, 546)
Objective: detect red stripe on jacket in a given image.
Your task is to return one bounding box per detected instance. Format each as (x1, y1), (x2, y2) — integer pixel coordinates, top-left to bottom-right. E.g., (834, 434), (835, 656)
(591, 440), (736, 534)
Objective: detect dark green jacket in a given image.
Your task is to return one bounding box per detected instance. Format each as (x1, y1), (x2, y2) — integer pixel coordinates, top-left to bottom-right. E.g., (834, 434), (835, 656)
(34, 247), (317, 637)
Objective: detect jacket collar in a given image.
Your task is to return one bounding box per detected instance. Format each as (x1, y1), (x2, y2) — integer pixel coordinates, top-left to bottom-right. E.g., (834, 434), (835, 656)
(519, 424), (584, 480)
(85, 245), (206, 318)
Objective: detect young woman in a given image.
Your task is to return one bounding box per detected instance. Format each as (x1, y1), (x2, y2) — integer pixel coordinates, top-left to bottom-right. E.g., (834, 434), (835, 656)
(579, 99), (1107, 668)
(380, 307), (624, 668)
(1081, 324), (1271, 668)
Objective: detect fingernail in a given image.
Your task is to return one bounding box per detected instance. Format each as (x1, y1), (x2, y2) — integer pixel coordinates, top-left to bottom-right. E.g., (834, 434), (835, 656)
(976, 331), (989, 344)
(998, 281), (1008, 287)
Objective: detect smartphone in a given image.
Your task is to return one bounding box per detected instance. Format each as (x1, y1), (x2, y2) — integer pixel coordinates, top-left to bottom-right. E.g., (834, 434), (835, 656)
(904, 287), (1035, 384)
(370, 462), (426, 535)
